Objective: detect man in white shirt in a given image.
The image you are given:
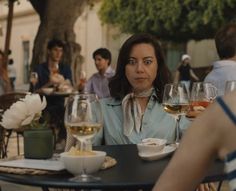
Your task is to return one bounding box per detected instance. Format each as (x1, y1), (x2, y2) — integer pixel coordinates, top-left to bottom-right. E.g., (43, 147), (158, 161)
(204, 23), (236, 96)
(85, 48), (115, 98)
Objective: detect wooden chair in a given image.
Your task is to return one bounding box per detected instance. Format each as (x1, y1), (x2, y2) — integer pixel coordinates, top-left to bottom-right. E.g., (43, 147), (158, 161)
(0, 126), (7, 158)
(0, 92), (28, 156)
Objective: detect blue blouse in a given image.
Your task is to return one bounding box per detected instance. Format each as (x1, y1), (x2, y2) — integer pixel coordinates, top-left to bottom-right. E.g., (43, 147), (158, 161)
(94, 93), (190, 145)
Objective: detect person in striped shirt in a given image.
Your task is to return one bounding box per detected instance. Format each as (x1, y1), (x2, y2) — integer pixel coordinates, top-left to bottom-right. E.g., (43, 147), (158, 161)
(153, 90), (236, 191)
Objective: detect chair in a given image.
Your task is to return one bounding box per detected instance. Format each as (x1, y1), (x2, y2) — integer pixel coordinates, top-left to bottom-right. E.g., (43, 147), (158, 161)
(0, 92), (28, 156)
(0, 126), (7, 158)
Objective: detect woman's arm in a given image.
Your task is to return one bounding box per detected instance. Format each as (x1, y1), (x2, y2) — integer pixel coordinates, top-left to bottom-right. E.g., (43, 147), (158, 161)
(153, 98), (231, 191)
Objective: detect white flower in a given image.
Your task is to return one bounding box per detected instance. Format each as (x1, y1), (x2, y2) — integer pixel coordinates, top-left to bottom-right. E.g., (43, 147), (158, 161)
(0, 94), (47, 129)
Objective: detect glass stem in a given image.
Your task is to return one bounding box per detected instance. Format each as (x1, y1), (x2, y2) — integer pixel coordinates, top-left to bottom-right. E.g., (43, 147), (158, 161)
(175, 115), (181, 143)
(80, 140), (87, 176)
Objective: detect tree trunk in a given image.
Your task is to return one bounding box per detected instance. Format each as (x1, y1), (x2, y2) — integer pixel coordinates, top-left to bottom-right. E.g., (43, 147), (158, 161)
(29, 0), (88, 85)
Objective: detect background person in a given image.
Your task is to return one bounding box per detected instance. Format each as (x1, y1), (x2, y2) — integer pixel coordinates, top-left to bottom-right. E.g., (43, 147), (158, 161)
(0, 50), (11, 95)
(175, 54), (199, 92)
(30, 39), (73, 148)
(204, 23), (236, 96)
(84, 48), (115, 98)
(153, 90), (236, 191)
(7, 59), (16, 90)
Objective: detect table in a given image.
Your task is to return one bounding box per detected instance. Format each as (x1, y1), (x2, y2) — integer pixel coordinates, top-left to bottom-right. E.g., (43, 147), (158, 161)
(0, 144), (226, 190)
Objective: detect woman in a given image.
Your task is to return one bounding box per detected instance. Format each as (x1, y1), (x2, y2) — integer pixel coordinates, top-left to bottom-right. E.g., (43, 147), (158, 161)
(65, 33), (190, 149)
(174, 54), (199, 92)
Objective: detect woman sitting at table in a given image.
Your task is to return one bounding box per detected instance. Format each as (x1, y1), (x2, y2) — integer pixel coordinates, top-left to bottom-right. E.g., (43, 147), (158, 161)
(65, 33), (190, 147)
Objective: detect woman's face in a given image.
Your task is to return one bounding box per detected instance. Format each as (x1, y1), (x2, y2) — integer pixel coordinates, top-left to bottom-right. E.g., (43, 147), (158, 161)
(125, 43), (158, 93)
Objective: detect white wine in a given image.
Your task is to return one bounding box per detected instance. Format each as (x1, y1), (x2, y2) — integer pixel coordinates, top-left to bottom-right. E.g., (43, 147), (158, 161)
(163, 103), (189, 116)
(66, 122), (102, 140)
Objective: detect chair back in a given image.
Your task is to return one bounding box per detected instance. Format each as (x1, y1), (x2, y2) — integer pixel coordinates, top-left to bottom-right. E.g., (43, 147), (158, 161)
(0, 92), (28, 111)
(0, 92), (28, 158)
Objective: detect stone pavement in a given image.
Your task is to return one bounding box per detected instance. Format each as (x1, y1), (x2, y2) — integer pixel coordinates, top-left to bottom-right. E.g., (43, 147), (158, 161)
(0, 133), (41, 191)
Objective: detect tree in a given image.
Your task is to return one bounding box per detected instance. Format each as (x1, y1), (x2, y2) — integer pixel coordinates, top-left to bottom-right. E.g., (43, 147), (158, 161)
(28, 0), (95, 82)
(99, 0), (236, 42)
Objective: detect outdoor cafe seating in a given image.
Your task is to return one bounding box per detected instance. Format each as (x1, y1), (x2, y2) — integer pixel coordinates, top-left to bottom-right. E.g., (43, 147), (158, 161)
(0, 92), (28, 158)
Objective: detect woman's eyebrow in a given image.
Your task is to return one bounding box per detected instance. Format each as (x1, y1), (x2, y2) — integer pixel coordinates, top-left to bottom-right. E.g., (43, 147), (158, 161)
(143, 56), (154, 59)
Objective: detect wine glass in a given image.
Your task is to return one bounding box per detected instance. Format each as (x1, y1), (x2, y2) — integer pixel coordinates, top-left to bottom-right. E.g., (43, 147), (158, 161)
(30, 72), (38, 92)
(162, 83), (189, 144)
(225, 80), (236, 95)
(189, 82), (217, 118)
(64, 93), (103, 182)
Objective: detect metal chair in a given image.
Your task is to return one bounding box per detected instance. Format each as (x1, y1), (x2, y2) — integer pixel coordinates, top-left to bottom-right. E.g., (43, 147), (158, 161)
(0, 92), (28, 156)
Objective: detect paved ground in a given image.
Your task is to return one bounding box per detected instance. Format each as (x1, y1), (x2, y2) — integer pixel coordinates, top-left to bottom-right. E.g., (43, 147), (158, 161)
(0, 133), (41, 191)
(0, 132), (230, 191)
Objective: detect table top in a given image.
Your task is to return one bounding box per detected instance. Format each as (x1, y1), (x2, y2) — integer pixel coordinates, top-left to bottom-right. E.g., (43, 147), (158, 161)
(0, 144), (226, 190)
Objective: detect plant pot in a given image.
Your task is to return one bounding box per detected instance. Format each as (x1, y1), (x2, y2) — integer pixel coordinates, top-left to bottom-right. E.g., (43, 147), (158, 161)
(23, 128), (54, 159)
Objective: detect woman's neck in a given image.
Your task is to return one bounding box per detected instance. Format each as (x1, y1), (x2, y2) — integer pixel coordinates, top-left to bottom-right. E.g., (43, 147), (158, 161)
(136, 97), (149, 113)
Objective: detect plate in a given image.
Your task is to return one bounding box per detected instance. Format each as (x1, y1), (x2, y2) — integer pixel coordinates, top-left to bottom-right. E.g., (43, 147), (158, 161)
(138, 145), (176, 161)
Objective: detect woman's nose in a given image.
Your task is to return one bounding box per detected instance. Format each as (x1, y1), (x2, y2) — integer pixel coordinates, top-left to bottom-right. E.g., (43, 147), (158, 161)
(136, 62), (144, 72)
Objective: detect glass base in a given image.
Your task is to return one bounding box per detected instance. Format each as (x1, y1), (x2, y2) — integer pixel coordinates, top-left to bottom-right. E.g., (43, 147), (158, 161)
(69, 174), (101, 182)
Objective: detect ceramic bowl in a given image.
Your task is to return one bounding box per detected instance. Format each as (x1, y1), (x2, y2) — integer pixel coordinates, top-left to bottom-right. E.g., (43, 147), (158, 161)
(137, 138), (167, 155)
(60, 150), (106, 175)
(41, 88), (54, 95)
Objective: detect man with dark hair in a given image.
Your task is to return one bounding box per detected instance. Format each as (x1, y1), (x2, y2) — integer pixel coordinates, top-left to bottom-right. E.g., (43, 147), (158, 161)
(30, 38), (73, 148)
(84, 48), (115, 98)
(204, 23), (236, 96)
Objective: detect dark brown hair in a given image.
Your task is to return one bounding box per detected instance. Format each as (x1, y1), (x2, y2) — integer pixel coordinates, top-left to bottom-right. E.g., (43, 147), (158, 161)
(109, 33), (172, 102)
(215, 23), (236, 59)
(93, 48), (112, 65)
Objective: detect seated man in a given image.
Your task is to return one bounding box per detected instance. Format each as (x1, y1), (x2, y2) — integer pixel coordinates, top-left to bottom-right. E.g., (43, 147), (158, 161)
(29, 39), (73, 147)
(84, 48), (115, 98)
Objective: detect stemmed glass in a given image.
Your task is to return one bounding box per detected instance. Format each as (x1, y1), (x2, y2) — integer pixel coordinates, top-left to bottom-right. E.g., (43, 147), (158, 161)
(162, 83), (189, 144)
(30, 72), (38, 92)
(64, 93), (103, 182)
(189, 82), (217, 118)
(225, 80), (236, 95)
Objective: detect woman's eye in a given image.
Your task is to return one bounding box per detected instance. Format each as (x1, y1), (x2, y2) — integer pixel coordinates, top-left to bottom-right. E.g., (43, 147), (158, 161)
(128, 59), (136, 65)
(144, 59), (153, 65)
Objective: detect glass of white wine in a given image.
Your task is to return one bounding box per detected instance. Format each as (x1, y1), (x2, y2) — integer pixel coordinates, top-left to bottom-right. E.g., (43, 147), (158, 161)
(162, 83), (189, 144)
(64, 93), (103, 182)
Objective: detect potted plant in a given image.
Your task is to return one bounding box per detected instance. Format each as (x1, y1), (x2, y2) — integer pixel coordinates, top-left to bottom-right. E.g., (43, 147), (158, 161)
(0, 94), (54, 159)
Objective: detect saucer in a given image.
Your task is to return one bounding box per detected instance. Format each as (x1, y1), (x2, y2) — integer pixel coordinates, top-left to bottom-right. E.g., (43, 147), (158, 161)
(138, 145), (176, 161)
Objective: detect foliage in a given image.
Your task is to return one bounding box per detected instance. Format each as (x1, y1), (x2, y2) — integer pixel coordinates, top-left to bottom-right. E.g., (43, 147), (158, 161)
(99, 0), (236, 42)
